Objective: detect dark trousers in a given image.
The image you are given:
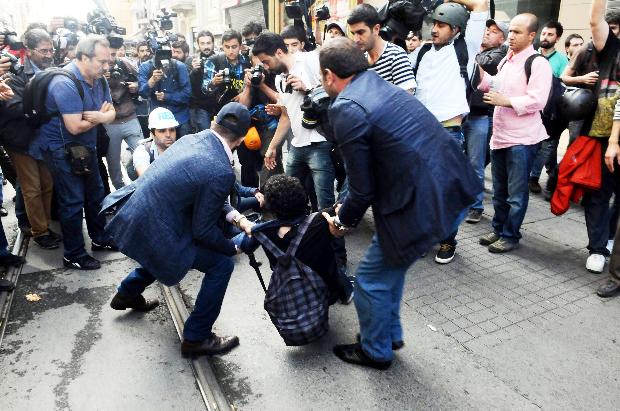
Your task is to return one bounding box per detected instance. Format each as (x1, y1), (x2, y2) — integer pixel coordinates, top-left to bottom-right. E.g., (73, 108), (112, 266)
(118, 246), (234, 342)
(43, 147), (109, 259)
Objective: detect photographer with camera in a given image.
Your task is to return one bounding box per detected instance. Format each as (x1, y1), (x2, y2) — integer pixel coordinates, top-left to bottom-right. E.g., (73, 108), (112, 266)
(0, 29), (61, 250)
(241, 21), (263, 57)
(313, 4), (346, 47)
(347, 4), (416, 93)
(138, 38), (192, 138)
(412, 0), (488, 264)
(102, 42), (143, 190)
(39, 35), (118, 270)
(133, 41), (152, 138)
(189, 30), (216, 132)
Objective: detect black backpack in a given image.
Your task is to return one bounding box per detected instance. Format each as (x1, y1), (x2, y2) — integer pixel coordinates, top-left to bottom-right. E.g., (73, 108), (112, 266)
(523, 54), (567, 138)
(414, 36), (473, 100)
(22, 67), (84, 128)
(253, 213), (330, 346)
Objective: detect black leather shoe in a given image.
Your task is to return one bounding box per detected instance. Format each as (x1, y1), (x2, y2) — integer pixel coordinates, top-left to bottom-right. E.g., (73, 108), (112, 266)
(181, 334), (240, 357)
(333, 343), (392, 370)
(0, 278), (15, 292)
(34, 234), (60, 250)
(92, 241), (119, 252)
(48, 229), (62, 243)
(0, 253), (25, 268)
(356, 333), (404, 351)
(597, 280), (620, 298)
(110, 292), (160, 312)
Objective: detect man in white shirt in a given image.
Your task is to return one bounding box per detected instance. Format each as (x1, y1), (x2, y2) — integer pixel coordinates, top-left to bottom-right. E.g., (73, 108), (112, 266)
(413, 0), (488, 265)
(253, 32), (336, 214)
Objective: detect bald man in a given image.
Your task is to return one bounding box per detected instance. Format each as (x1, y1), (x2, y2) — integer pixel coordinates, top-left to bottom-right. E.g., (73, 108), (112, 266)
(476, 13), (552, 253)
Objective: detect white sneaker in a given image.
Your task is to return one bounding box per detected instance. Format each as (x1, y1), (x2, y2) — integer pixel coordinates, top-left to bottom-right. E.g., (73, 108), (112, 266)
(586, 254), (606, 274)
(607, 240), (614, 254)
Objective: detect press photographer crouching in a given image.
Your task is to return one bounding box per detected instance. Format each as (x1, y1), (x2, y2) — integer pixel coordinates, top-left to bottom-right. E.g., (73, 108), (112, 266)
(103, 42), (143, 189)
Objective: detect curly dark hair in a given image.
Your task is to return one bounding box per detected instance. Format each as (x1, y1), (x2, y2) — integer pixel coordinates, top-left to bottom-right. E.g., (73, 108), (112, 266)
(263, 175), (308, 220)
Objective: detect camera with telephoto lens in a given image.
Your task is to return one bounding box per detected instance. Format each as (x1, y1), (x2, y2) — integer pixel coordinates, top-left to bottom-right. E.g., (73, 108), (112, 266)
(301, 86), (330, 129)
(250, 64), (264, 87)
(378, 0), (441, 42)
(0, 50), (24, 75)
(86, 9), (127, 49)
(315, 5), (331, 21)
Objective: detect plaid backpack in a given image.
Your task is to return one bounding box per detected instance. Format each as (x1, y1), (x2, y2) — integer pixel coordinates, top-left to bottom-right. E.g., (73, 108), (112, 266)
(253, 213), (329, 346)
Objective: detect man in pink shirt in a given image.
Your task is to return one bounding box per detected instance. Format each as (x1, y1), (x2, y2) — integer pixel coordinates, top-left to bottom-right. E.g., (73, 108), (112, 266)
(477, 13), (552, 252)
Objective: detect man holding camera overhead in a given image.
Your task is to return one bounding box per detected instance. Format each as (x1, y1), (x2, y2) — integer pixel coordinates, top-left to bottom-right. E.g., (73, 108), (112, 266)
(138, 36), (191, 138)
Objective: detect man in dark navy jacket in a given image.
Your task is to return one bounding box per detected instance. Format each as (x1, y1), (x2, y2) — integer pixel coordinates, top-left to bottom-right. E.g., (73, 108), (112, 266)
(319, 38), (481, 370)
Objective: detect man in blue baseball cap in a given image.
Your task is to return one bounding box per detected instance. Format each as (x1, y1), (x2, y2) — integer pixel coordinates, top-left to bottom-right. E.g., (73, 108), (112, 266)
(103, 102), (254, 357)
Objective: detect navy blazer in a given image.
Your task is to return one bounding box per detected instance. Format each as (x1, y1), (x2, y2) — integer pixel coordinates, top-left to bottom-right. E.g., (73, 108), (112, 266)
(103, 130), (236, 286)
(329, 70), (482, 266)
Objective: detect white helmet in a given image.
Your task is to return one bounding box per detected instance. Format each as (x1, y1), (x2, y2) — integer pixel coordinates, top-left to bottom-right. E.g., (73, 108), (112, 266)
(148, 107), (179, 129)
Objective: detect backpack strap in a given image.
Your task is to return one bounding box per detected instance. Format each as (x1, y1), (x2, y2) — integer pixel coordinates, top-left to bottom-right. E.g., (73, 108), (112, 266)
(524, 53), (544, 84)
(253, 231), (285, 258)
(286, 213), (317, 256)
(454, 37), (473, 97)
(413, 43), (432, 77)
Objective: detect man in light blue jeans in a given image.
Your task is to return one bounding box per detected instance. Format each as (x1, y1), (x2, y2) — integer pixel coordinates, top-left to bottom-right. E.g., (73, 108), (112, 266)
(104, 119), (143, 189)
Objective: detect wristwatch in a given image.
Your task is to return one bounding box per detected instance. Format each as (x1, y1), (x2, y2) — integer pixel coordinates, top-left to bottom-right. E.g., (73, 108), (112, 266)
(333, 216), (351, 231)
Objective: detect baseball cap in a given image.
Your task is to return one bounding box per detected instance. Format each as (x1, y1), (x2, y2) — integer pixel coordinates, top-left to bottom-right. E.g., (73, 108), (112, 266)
(325, 21), (346, 37)
(148, 107), (179, 129)
(215, 102), (251, 137)
(486, 19), (509, 40)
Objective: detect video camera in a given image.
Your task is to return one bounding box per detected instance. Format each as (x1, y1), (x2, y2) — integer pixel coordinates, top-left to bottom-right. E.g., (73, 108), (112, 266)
(145, 9), (179, 74)
(377, 0), (441, 42)
(0, 50), (24, 75)
(86, 9), (127, 49)
(156, 9), (178, 32)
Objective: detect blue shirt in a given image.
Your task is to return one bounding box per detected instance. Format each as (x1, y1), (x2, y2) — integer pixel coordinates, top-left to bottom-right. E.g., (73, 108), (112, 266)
(39, 62), (112, 151)
(138, 59), (191, 124)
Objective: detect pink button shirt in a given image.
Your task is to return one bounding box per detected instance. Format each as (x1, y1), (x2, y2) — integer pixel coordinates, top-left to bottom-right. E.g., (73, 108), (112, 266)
(478, 45), (552, 150)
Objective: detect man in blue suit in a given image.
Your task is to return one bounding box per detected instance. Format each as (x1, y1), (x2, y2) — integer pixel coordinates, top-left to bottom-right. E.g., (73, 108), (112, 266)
(319, 38), (481, 370)
(104, 102), (254, 357)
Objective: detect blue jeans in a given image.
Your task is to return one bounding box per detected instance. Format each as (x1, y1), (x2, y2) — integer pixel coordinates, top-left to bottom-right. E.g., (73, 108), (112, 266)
(190, 108), (212, 133)
(355, 235), (413, 362)
(530, 139), (558, 179)
(442, 127), (468, 246)
(583, 140), (618, 255)
(490, 144), (537, 242)
(118, 246), (234, 342)
(463, 115), (490, 211)
(177, 121), (193, 139)
(104, 119), (143, 189)
(43, 147), (109, 259)
(286, 141), (335, 210)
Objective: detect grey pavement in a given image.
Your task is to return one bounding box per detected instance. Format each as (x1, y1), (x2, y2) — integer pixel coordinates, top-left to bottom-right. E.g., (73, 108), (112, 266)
(1, 158), (619, 410)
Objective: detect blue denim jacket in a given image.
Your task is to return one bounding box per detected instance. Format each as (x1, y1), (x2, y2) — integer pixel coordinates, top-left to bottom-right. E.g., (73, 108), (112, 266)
(138, 59), (191, 124)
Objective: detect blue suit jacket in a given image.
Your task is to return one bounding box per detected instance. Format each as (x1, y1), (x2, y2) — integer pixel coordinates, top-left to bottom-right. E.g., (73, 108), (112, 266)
(103, 130), (236, 286)
(329, 70), (482, 266)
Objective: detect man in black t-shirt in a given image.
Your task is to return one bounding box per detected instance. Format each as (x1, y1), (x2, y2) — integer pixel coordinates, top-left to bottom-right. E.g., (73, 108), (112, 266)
(189, 30), (217, 132)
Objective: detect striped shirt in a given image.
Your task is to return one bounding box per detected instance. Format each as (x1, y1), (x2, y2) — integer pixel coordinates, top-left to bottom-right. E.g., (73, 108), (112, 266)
(368, 42), (417, 91)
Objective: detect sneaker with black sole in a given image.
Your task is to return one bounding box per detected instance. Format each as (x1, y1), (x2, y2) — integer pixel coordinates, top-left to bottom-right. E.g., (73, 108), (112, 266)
(63, 254), (101, 270)
(0, 253), (25, 267)
(479, 232), (500, 246)
(333, 343), (392, 370)
(48, 229), (62, 243)
(528, 178), (542, 193)
(34, 234), (60, 250)
(465, 209), (483, 224)
(435, 243), (456, 264)
(92, 242), (119, 252)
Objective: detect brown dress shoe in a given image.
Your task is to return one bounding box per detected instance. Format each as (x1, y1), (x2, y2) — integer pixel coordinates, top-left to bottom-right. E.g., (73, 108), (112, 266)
(110, 292), (159, 312)
(181, 334), (240, 357)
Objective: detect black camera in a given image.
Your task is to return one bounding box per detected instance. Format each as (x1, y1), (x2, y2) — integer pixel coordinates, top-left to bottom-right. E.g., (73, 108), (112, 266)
(218, 68), (232, 88)
(157, 9), (178, 32)
(301, 86), (330, 129)
(1, 30), (23, 50)
(282, 74), (293, 94)
(154, 45), (173, 72)
(87, 9), (127, 49)
(315, 5), (331, 21)
(284, 0), (316, 50)
(251, 64), (264, 87)
(0, 50), (24, 75)
(110, 60), (136, 82)
(378, 0), (440, 42)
